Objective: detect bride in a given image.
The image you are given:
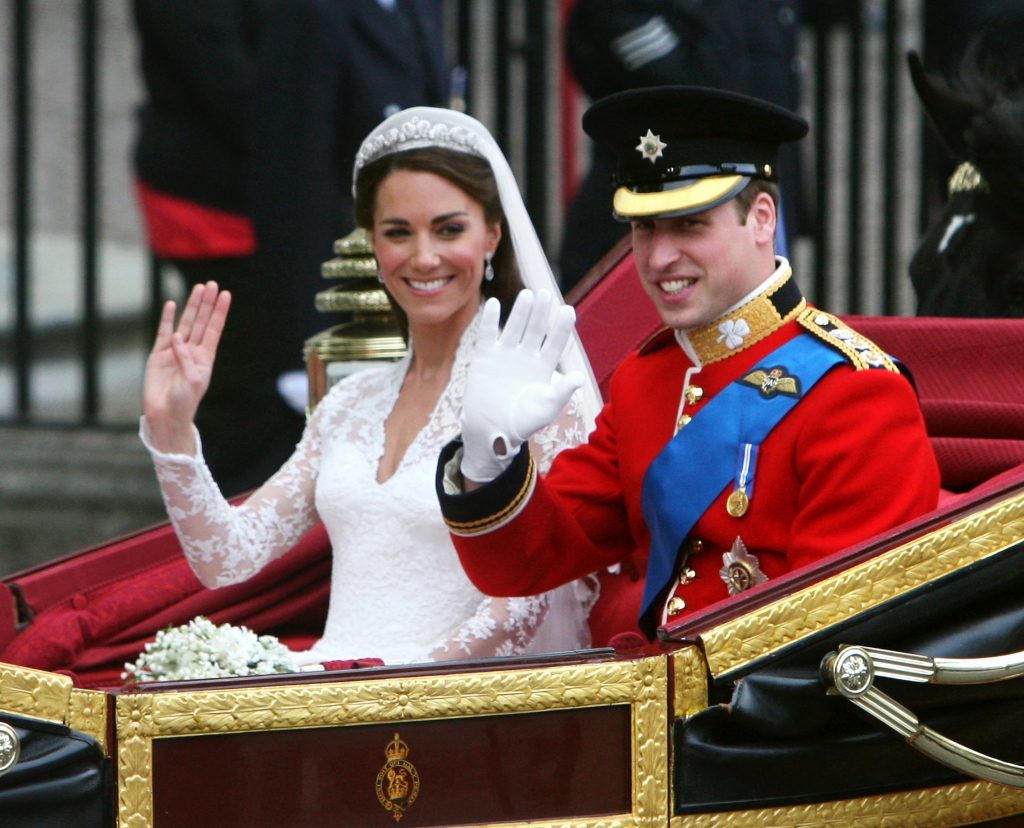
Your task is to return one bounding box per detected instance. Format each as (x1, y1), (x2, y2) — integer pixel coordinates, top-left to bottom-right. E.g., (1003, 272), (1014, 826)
(139, 107), (603, 667)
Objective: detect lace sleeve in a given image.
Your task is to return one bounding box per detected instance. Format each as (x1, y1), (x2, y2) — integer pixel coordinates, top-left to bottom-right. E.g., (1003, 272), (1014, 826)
(530, 387), (591, 474)
(139, 412), (323, 589)
(428, 594), (550, 660)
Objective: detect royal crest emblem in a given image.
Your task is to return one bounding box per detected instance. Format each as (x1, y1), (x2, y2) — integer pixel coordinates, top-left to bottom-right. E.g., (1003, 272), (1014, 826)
(375, 732), (420, 822)
(635, 129), (667, 163)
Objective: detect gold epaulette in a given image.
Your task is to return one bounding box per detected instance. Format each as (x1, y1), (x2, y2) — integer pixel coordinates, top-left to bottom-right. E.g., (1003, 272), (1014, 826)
(797, 308), (899, 372)
(638, 327), (675, 356)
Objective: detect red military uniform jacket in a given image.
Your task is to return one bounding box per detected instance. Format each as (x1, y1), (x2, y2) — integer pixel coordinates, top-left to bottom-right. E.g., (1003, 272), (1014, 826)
(437, 271), (940, 643)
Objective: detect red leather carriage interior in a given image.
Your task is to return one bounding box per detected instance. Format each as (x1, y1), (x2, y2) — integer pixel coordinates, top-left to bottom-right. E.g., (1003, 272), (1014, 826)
(3, 244), (1023, 687)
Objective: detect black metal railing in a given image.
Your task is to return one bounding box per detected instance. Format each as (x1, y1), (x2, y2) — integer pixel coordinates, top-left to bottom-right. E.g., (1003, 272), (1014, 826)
(4, 0), (943, 427)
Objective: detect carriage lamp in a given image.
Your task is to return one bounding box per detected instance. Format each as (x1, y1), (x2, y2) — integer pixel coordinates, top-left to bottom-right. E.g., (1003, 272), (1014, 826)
(303, 228), (406, 412)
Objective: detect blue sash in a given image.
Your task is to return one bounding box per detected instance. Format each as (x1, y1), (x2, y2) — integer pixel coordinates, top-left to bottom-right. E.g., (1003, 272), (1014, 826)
(638, 333), (846, 627)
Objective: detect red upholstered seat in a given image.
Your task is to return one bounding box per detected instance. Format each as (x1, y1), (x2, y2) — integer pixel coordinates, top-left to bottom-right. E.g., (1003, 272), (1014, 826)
(1, 520), (331, 688)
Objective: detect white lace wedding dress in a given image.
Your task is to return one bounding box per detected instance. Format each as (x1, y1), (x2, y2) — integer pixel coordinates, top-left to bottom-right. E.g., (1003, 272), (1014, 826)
(141, 309), (597, 666)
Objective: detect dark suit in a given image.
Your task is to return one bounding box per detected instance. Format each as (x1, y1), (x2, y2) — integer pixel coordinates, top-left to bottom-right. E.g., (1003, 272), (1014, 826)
(250, 0), (449, 368)
(132, 0), (309, 498)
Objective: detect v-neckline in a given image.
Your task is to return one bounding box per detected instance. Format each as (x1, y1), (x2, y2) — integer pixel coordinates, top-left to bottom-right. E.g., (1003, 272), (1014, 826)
(370, 304), (483, 485)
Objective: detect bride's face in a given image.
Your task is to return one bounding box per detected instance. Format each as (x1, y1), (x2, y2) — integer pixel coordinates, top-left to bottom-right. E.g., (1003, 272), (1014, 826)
(372, 169), (501, 334)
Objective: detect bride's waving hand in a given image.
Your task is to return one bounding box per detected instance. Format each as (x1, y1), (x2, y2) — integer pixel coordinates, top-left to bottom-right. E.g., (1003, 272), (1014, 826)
(143, 281), (231, 455)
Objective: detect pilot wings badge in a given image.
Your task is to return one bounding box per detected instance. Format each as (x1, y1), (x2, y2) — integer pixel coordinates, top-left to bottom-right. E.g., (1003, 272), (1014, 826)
(740, 365), (802, 399)
(720, 536), (768, 595)
(376, 732), (420, 822)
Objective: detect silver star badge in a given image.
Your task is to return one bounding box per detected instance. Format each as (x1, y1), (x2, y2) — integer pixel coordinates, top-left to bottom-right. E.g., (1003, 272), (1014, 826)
(720, 536), (768, 595)
(636, 129), (667, 164)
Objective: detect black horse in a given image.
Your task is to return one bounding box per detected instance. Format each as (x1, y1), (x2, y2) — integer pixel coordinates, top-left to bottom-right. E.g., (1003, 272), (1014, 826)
(908, 21), (1024, 317)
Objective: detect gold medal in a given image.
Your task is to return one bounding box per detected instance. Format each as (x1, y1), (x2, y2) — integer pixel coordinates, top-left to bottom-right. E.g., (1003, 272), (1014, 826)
(726, 488), (749, 517)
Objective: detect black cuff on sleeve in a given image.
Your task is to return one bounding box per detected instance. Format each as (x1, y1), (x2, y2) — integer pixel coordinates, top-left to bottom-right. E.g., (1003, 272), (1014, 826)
(435, 439), (534, 534)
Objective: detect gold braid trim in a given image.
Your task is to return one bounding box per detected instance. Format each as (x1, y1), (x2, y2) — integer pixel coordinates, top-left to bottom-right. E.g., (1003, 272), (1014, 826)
(797, 308), (899, 373)
(444, 453), (537, 536)
(686, 268), (804, 365)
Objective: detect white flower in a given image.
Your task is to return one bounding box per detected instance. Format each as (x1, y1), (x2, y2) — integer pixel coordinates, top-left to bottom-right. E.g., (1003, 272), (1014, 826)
(123, 616), (297, 683)
(717, 318), (751, 349)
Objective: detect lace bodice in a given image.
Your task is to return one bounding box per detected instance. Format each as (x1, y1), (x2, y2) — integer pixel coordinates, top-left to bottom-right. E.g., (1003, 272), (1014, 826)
(142, 309), (595, 666)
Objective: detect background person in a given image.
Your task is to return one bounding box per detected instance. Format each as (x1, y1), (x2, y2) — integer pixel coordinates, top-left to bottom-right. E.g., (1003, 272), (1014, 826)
(558, 0), (803, 291)
(140, 107), (602, 666)
(129, 0), (302, 496)
(438, 86), (939, 643)
(249, 0), (450, 408)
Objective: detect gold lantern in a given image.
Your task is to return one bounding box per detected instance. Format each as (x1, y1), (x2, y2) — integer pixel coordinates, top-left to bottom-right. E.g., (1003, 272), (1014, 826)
(303, 228), (406, 411)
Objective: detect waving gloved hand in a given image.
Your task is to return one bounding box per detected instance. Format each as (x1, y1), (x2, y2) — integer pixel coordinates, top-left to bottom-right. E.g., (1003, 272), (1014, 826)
(460, 289), (585, 483)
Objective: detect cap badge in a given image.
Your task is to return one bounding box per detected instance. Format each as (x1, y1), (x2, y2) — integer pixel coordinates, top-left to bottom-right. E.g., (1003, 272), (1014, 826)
(636, 129), (667, 164)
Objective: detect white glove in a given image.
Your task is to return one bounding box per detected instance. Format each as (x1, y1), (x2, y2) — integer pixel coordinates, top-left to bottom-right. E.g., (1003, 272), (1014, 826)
(460, 289), (585, 483)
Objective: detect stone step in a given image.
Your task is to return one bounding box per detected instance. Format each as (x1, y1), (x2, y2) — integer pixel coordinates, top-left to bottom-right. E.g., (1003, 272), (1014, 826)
(0, 426), (167, 576)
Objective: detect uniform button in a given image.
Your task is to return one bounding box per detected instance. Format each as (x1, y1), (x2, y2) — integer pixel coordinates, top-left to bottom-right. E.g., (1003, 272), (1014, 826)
(676, 413), (692, 431)
(684, 385), (704, 405)
(687, 538), (704, 555)
(666, 596), (686, 617)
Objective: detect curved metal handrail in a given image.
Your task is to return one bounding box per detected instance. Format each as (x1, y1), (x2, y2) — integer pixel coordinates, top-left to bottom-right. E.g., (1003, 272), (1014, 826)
(821, 644), (1024, 787)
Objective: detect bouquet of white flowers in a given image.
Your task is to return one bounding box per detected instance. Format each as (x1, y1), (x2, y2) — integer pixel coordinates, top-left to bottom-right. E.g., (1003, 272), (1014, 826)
(123, 616), (297, 683)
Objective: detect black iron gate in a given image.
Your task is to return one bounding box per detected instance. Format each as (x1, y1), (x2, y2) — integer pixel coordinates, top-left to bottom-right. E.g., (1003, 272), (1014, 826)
(3, 0), (956, 427)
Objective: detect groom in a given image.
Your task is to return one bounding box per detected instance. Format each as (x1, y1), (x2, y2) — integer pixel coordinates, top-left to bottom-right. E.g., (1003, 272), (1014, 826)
(435, 85), (939, 641)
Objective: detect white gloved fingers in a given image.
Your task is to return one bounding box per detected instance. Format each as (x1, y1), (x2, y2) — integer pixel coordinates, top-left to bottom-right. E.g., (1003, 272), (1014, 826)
(520, 289), (553, 352)
(477, 297), (503, 351)
(551, 369), (586, 405)
(538, 304), (577, 373)
(509, 369), (586, 441)
(498, 289), (534, 346)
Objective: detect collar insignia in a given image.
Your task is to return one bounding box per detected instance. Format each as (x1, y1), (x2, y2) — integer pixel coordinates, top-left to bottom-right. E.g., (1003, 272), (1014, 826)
(717, 318), (751, 349)
(739, 365), (802, 399)
(682, 266), (805, 365)
(636, 129), (667, 164)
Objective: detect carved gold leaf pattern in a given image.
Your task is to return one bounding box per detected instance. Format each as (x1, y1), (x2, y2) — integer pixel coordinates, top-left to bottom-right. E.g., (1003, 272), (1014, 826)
(701, 492), (1024, 676)
(671, 779), (1024, 826)
(133, 660), (653, 735)
(117, 695), (155, 828)
(115, 658), (668, 828)
(68, 688), (108, 754)
(0, 661), (72, 723)
(671, 648), (708, 719)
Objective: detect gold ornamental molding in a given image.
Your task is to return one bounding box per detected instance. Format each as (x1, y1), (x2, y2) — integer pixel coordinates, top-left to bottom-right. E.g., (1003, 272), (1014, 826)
(699, 490), (1024, 678)
(0, 662), (73, 723)
(671, 648), (708, 720)
(0, 662), (108, 754)
(68, 688), (108, 753)
(671, 778), (1024, 827)
(115, 656), (670, 828)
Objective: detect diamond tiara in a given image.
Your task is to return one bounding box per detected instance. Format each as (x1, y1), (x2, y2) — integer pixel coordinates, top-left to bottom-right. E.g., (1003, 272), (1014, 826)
(354, 116), (483, 175)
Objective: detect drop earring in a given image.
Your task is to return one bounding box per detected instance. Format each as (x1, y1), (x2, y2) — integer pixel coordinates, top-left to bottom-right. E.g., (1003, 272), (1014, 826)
(484, 252), (495, 282)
